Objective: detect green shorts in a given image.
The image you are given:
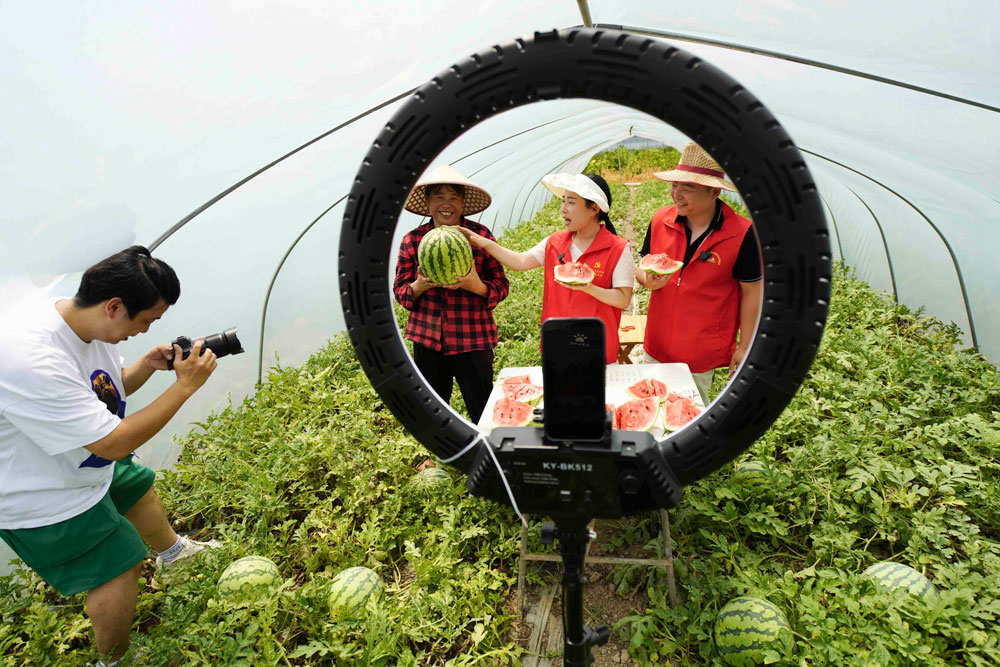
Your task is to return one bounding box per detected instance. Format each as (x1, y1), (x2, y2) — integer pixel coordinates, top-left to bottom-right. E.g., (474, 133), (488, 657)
(0, 455), (156, 596)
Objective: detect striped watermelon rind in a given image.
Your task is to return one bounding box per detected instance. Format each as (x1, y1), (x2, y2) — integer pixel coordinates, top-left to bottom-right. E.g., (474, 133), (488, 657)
(329, 566), (384, 613)
(714, 596), (791, 666)
(863, 561), (936, 598)
(733, 461), (769, 487)
(217, 556), (281, 597)
(413, 466), (451, 490)
(418, 225), (473, 285)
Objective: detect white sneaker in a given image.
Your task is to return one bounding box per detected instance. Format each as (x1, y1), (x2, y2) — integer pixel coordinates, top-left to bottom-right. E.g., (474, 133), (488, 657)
(155, 536), (221, 570)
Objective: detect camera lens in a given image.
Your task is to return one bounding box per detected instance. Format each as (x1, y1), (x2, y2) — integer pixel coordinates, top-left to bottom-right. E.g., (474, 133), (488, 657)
(201, 327), (244, 360)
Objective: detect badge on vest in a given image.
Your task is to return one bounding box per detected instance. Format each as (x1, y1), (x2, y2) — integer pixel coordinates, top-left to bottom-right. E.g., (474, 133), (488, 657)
(699, 250), (722, 265)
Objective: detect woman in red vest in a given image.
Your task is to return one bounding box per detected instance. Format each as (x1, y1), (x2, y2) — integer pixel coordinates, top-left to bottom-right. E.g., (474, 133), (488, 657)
(459, 173), (634, 364)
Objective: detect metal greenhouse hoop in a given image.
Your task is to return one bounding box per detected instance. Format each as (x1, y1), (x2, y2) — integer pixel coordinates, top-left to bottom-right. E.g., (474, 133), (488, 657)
(339, 27), (830, 489)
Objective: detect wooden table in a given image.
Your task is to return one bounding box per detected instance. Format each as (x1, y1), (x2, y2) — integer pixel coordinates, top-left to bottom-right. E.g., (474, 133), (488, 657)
(617, 314), (647, 364)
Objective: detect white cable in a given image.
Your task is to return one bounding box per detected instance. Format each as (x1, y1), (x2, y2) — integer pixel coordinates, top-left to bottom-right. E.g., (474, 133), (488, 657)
(440, 431), (528, 528)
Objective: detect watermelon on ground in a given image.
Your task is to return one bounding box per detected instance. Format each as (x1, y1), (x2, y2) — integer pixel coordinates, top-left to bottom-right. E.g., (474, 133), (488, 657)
(417, 225), (473, 285)
(733, 461), (769, 487)
(863, 561), (936, 598)
(218, 556), (281, 598)
(412, 466), (450, 492)
(615, 398), (659, 431)
(492, 398), (535, 428)
(714, 596), (791, 666)
(640, 253), (683, 276)
(329, 566), (384, 613)
(501, 382), (544, 404)
(553, 261), (595, 286)
(626, 378), (670, 401)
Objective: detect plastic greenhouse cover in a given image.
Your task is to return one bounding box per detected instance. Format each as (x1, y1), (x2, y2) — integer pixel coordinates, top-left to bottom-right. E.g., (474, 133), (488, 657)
(2, 0), (998, 490)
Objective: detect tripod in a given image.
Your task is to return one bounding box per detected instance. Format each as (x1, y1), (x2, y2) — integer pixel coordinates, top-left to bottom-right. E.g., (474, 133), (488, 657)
(540, 518), (610, 666)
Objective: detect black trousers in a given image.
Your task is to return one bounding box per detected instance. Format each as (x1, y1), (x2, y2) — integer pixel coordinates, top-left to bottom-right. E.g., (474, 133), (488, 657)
(412, 345), (494, 424)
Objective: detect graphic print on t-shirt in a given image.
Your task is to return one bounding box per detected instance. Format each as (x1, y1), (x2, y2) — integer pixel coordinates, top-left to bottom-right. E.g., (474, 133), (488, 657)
(78, 369), (125, 469)
(90, 370), (125, 418)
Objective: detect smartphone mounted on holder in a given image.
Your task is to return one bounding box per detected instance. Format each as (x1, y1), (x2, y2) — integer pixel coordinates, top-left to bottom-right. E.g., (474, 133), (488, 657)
(540, 317), (607, 443)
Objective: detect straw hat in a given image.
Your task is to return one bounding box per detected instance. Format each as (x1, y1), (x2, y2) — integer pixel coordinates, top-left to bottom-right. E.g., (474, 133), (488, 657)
(404, 164), (492, 216)
(653, 143), (736, 192)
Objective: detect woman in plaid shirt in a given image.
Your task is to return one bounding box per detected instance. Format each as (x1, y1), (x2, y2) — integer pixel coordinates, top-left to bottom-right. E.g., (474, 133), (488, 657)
(393, 165), (509, 423)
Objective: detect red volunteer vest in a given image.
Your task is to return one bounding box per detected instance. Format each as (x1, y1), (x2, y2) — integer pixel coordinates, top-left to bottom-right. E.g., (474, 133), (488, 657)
(644, 202), (752, 373)
(542, 227), (628, 364)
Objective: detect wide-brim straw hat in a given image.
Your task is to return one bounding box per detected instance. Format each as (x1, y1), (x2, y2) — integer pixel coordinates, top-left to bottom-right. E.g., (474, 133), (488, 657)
(653, 142), (736, 192)
(540, 173), (610, 212)
(404, 164), (492, 216)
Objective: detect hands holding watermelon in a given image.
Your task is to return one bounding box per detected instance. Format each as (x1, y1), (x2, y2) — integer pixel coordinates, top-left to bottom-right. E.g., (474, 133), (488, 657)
(440, 263), (487, 295)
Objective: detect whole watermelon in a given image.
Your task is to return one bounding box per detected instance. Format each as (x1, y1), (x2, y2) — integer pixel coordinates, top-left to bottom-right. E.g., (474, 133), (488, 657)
(863, 561), (936, 598)
(714, 596), (790, 666)
(413, 466), (451, 491)
(733, 461), (769, 487)
(217, 556), (281, 598)
(418, 225), (473, 285)
(329, 566), (384, 613)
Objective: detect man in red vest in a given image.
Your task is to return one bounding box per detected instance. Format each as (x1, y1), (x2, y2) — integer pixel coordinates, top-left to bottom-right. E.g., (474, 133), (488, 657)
(635, 143), (762, 404)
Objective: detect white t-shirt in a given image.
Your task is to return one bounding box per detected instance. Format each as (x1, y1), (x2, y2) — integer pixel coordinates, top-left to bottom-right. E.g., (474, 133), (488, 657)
(0, 298), (126, 529)
(529, 234), (636, 288)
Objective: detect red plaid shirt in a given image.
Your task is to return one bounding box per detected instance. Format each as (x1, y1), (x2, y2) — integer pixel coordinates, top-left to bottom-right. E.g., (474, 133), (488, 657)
(393, 218), (509, 354)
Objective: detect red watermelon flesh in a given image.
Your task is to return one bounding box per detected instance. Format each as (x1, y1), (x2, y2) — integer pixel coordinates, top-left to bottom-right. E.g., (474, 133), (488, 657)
(492, 398), (535, 428)
(501, 374), (531, 385)
(626, 378), (670, 401)
(639, 253), (683, 276)
(615, 398), (659, 431)
(553, 261), (595, 285)
(606, 403), (619, 430)
(662, 396), (702, 430)
(501, 382), (544, 404)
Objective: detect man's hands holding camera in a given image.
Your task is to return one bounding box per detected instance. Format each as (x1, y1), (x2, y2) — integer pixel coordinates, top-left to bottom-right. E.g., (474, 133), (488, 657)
(170, 340), (217, 395)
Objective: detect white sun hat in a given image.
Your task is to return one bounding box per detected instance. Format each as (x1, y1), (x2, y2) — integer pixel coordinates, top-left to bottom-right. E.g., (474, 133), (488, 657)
(541, 173), (610, 212)
(404, 164), (492, 216)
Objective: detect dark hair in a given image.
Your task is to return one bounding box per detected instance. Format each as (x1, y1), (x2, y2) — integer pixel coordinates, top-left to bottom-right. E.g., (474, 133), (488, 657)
(583, 173), (616, 235)
(74, 245), (180, 317)
(425, 183), (465, 199)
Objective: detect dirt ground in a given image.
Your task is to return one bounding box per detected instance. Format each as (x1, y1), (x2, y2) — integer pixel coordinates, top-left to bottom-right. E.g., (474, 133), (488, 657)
(509, 516), (675, 666)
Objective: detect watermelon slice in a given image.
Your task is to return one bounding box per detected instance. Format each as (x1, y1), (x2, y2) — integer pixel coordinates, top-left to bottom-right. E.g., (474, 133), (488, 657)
(640, 253), (683, 276)
(606, 403), (619, 430)
(626, 378), (670, 402)
(492, 398), (535, 428)
(615, 398), (659, 431)
(662, 395), (702, 430)
(501, 382), (544, 404)
(501, 374), (531, 385)
(553, 261), (595, 286)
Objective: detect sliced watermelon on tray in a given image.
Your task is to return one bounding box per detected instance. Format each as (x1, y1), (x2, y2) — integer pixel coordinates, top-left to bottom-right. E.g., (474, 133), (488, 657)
(492, 398), (535, 428)
(626, 378), (670, 402)
(662, 395), (702, 430)
(501, 382), (544, 404)
(501, 374), (531, 385)
(615, 398), (659, 431)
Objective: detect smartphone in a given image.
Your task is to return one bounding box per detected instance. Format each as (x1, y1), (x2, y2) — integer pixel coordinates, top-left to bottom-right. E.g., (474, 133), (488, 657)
(541, 317), (607, 442)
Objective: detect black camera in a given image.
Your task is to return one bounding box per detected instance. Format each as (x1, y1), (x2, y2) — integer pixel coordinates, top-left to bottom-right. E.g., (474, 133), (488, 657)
(166, 327), (244, 370)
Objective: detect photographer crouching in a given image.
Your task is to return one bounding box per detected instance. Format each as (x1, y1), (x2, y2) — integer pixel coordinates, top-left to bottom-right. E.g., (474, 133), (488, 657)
(0, 246), (229, 666)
